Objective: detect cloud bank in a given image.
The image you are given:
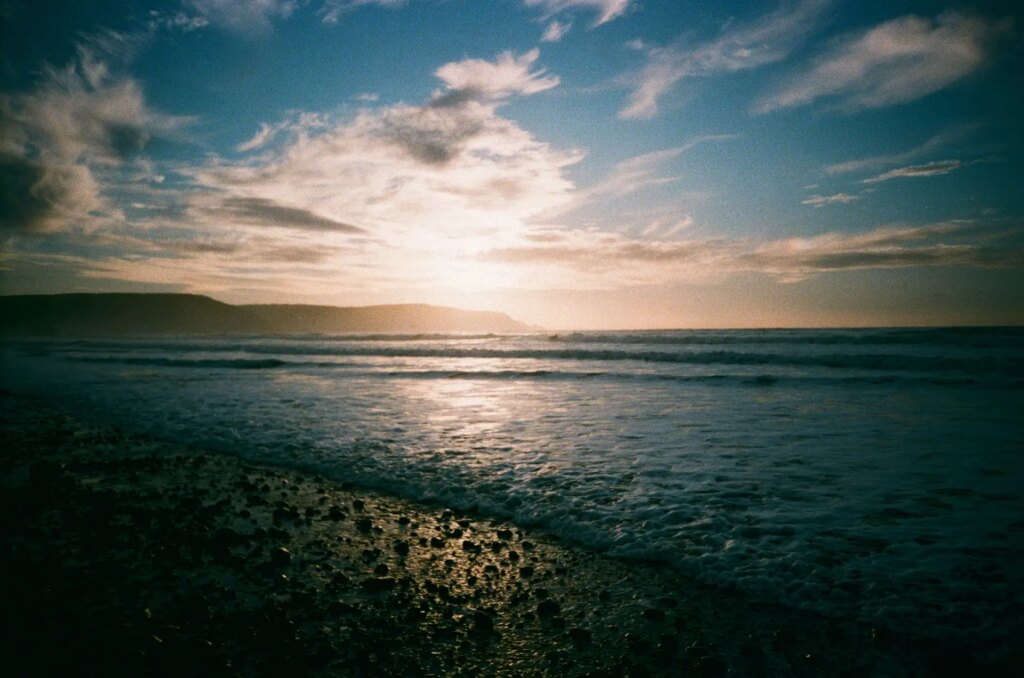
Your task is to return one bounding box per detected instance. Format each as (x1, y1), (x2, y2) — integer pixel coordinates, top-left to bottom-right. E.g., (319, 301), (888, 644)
(481, 222), (1023, 288)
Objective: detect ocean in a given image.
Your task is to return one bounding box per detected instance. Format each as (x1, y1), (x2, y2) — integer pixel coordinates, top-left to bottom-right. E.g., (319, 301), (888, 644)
(2, 327), (1022, 645)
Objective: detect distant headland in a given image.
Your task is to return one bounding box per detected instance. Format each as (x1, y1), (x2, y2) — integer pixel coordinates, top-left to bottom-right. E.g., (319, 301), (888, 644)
(0, 293), (530, 336)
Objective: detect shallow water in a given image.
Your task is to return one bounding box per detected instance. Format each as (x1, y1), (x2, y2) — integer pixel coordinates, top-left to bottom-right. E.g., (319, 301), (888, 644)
(3, 328), (1023, 642)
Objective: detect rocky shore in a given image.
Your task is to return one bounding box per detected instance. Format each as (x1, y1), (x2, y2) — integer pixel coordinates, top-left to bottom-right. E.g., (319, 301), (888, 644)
(0, 391), (1011, 676)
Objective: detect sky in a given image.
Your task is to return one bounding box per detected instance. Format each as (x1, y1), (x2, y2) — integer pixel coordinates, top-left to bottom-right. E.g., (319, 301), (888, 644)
(1, 0), (1022, 329)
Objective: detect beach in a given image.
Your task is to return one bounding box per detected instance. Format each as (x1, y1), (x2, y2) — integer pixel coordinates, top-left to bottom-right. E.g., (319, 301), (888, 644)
(1, 390), (1014, 676)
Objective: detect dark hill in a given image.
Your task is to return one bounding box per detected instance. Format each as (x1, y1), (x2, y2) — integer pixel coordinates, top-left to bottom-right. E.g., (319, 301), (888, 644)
(241, 303), (527, 334)
(0, 294), (528, 336)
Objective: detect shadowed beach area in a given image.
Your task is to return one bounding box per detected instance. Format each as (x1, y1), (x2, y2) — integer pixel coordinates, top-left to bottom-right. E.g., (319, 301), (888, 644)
(1, 391), (1016, 677)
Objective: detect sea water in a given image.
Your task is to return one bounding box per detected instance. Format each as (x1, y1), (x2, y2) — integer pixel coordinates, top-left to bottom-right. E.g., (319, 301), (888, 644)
(2, 328), (1022, 644)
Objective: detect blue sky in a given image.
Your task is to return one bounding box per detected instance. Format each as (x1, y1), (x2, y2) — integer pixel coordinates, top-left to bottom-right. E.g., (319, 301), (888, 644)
(1, 0), (1022, 328)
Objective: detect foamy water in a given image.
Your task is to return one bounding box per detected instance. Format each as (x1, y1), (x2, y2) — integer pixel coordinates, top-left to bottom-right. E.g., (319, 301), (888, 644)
(3, 328), (1022, 643)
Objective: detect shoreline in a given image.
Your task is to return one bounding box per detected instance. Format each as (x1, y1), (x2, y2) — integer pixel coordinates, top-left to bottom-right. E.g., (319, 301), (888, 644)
(0, 391), (1014, 676)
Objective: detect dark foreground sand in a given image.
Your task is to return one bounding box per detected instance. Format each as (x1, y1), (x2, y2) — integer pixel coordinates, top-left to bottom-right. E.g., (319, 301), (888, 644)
(0, 391), (1014, 676)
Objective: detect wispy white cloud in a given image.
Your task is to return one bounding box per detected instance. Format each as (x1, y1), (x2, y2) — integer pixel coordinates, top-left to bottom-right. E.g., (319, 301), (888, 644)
(319, 0), (408, 24)
(146, 10), (210, 33)
(620, 0), (830, 119)
(236, 123), (277, 152)
(581, 135), (736, 203)
(802, 193), (859, 207)
(641, 215), (693, 238)
(524, 1), (632, 27)
(823, 124), (977, 175)
(434, 49), (559, 100)
(756, 12), (1012, 113)
(862, 160), (962, 184)
(541, 20), (572, 42)
(186, 0), (298, 35)
(235, 112), (328, 153)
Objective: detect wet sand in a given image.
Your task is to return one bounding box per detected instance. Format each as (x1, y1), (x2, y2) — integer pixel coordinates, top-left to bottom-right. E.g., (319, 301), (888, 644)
(0, 391), (1011, 676)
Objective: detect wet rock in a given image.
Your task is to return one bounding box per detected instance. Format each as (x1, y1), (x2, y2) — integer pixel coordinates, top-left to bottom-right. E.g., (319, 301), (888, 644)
(696, 655), (729, 677)
(29, 460), (64, 485)
(537, 599), (561, 618)
(658, 634), (679, 654)
(272, 507), (298, 523)
(472, 610), (494, 634)
(270, 547), (291, 567)
(568, 627), (592, 649)
(625, 633), (649, 655)
(362, 577), (396, 593)
(642, 608), (666, 622)
(739, 641), (767, 670)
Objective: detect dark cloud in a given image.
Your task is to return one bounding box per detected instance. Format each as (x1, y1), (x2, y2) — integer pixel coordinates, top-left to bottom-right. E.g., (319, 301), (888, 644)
(377, 105), (486, 165)
(0, 152), (98, 235)
(427, 87), (484, 110)
(743, 245), (1024, 271)
(863, 160), (963, 184)
(209, 197), (366, 233)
